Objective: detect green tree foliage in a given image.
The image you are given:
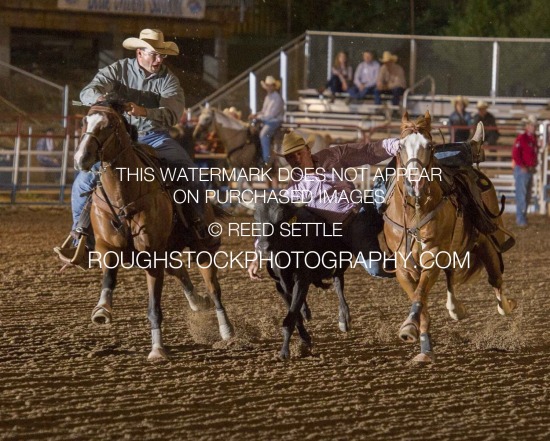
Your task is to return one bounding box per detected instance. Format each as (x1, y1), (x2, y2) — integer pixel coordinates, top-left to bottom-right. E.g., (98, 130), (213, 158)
(446, 0), (550, 37)
(286, 0), (548, 38)
(289, 0), (462, 36)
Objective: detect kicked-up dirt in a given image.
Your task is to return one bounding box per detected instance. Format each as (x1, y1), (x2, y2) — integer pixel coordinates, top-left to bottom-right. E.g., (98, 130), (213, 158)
(0, 207), (549, 440)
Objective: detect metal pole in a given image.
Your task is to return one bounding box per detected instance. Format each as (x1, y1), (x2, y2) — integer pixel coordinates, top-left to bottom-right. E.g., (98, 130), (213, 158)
(26, 126), (32, 188)
(304, 32), (310, 89)
(491, 41), (499, 103)
(249, 72), (257, 114)
(539, 120), (549, 215)
(11, 117), (21, 203)
(280, 51), (288, 103)
(409, 38), (416, 93)
(60, 129), (69, 203)
(63, 84), (69, 129)
(327, 35), (333, 81)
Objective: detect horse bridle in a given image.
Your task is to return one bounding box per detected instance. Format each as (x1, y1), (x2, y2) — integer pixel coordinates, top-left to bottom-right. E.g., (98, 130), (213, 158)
(81, 106), (130, 169)
(397, 140), (436, 172)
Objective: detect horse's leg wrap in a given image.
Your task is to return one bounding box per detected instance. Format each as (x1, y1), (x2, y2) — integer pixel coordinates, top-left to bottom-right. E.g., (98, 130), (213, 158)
(151, 328), (163, 350)
(399, 301), (422, 343)
(216, 308), (233, 340)
(91, 288), (113, 325)
(420, 332), (433, 354)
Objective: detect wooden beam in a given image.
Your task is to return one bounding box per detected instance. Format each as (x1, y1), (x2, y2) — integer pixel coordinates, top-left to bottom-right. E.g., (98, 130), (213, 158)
(0, 2), (236, 39)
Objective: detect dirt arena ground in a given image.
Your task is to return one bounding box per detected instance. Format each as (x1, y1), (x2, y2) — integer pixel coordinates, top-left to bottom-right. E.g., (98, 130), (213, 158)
(1, 206), (549, 440)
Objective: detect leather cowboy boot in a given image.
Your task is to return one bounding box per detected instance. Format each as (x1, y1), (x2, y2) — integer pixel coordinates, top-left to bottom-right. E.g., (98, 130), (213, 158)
(53, 196), (93, 270)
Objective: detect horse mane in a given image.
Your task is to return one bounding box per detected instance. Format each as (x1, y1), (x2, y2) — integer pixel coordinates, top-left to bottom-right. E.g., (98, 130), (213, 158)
(94, 98), (138, 142)
(400, 114), (433, 142)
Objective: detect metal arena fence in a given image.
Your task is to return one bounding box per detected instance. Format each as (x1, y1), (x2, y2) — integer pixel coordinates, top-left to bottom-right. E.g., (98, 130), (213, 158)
(192, 31), (550, 116)
(1, 31), (549, 210)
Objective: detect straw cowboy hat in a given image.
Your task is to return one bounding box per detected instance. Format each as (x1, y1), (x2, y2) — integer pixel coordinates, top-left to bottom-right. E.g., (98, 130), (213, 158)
(223, 106), (242, 120)
(476, 100), (490, 109)
(380, 51), (398, 63)
(523, 114), (538, 125)
(261, 75), (281, 90)
(277, 131), (320, 157)
(123, 29), (179, 55)
(277, 131), (309, 156)
(451, 95), (469, 106)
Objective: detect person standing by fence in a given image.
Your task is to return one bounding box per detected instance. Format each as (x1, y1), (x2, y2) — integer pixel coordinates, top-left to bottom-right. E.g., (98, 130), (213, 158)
(512, 115), (539, 227)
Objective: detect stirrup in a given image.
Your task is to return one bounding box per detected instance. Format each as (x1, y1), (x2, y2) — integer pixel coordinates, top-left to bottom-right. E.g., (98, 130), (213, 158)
(489, 226), (516, 254)
(53, 233), (89, 270)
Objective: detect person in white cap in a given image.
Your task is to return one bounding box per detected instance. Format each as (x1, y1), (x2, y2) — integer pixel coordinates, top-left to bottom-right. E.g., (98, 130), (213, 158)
(249, 75), (285, 164)
(57, 29), (212, 266)
(473, 100), (499, 145)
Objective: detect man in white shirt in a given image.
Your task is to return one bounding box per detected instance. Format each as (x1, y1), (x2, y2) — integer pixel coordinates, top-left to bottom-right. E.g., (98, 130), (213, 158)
(249, 76), (285, 164)
(348, 51), (380, 100)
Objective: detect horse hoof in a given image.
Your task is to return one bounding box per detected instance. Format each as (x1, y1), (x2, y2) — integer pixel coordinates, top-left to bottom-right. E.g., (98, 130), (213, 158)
(219, 324), (234, 341)
(91, 305), (112, 325)
(448, 304), (467, 321)
(147, 347), (169, 362)
(338, 321), (350, 332)
(497, 298), (517, 316)
(399, 323), (419, 343)
(412, 352), (434, 364)
(186, 293), (213, 312)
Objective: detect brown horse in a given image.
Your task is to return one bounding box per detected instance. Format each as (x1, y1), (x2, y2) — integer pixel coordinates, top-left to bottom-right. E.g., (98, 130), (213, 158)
(383, 111), (516, 363)
(74, 104), (234, 361)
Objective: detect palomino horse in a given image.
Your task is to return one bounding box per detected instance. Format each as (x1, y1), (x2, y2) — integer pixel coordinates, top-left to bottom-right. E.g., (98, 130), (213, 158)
(383, 111), (516, 363)
(192, 107), (333, 178)
(74, 103), (234, 361)
(193, 106), (261, 174)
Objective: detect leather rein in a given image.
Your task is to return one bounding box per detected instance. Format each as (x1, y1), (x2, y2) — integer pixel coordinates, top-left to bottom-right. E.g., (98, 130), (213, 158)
(83, 106), (166, 232)
(383, 131), (449, 270)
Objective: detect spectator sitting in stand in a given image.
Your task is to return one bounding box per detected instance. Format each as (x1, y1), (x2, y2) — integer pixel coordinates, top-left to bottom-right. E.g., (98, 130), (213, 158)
(347, 50), (379, 100)
(374, 51), (406, 106)
(473, 100), (500, 146)
(449, 95), (472, 142)
(326, 51), (353, 95)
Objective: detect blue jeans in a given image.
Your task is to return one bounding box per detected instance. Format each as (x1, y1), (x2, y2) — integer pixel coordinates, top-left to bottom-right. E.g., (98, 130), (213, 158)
(260, 120), (281, 163)
(348, 85), (376, 100)
(71, 131), (194, 230)
(513, 166), (533, 226)
(374, 87), (404, 105)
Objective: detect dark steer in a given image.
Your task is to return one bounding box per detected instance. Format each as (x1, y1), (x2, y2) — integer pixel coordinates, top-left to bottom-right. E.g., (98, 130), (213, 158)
(252, 200), (352, 360)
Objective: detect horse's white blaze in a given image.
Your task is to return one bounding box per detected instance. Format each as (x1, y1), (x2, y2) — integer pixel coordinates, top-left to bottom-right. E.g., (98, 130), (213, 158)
(74, 113), (107, 165)
(402, 132), (430, 194)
